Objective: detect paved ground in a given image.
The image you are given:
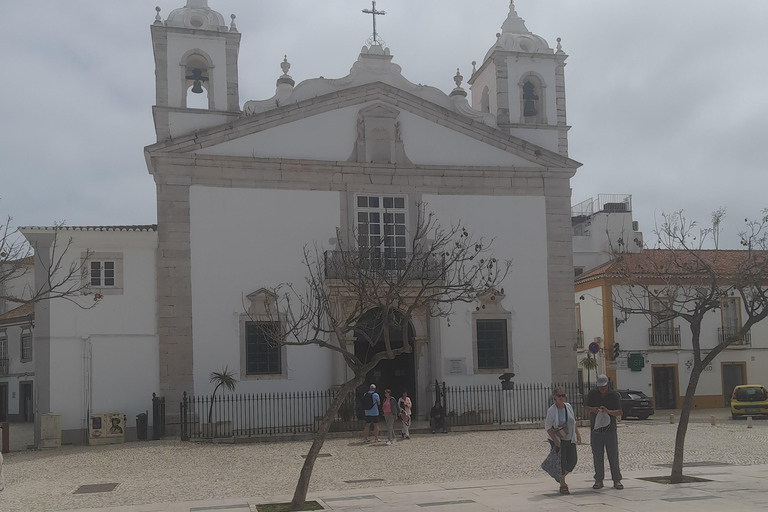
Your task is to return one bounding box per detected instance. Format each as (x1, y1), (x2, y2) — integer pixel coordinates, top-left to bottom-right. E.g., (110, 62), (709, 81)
(1, 409), (766, 511)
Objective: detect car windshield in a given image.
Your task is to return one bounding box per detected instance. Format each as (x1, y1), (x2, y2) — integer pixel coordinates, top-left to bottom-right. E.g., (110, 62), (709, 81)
(735, 387), (767, 401)
(628, 392), (648, 400)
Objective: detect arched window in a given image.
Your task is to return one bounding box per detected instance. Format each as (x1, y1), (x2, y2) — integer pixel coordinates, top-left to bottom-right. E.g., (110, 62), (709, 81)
(180, 49), (215, 109)
(518, 73), (547, 124)
(480, 86), (490, 113)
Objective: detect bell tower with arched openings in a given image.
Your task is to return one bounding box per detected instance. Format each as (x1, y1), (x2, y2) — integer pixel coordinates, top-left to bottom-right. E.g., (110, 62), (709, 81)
(150, 1), (241, 141)
(468, 1), (569, 157)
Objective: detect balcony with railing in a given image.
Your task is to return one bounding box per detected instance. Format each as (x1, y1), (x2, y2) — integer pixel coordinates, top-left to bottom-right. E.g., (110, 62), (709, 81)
(576, 330), (584, 350)
(0, 358), (8, 376)
(324, 250), (445, 280)
(648, 326), (681, 347)
(719, 326), (751, 346)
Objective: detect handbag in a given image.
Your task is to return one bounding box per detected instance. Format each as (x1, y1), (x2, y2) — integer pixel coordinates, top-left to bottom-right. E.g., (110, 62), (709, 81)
(553, 405), (569, 439)
(541, 444), (562, 481)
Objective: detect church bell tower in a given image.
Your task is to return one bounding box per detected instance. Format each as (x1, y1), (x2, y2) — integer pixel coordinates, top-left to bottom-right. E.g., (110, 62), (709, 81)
(150, 1), (241, 141)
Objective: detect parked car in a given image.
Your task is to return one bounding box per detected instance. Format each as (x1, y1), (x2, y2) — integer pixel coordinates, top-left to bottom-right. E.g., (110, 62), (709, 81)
(616, 389), (654, 420)
(731, 385), (768, 420)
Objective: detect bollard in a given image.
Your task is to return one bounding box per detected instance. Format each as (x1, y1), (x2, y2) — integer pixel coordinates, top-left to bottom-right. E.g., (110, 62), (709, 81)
(710, 415), (716, 426)
(747, 416), (753, 428)
(669, 414), (675, 424)
(0, 422), (8, 454)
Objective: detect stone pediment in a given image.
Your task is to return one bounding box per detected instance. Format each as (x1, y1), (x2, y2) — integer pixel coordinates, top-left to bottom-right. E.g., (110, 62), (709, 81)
(145, 82), (581, 171)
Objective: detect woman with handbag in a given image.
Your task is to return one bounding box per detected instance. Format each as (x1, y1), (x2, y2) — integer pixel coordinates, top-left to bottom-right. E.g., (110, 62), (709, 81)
(544, 387), (582, 494)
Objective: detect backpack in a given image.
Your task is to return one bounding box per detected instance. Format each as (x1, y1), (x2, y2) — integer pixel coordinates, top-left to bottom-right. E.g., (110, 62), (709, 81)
(362, 391), (374, 410)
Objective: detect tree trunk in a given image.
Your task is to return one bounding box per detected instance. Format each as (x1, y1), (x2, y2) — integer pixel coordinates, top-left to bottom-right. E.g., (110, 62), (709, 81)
(290, 375), (364, 510)
(670, 367), (702, 483)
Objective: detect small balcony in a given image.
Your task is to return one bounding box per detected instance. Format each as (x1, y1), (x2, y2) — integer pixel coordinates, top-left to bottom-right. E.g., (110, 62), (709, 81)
(324, 250), (445, 281)
(649, 326), (681, 347)
(719, 326), (751, 346)
(0, 358), (8, 376)
(576, 330), (584, 350)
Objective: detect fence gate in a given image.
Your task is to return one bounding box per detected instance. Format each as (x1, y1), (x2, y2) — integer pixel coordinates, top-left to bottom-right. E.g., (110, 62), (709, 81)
(152, 393), (166, 440)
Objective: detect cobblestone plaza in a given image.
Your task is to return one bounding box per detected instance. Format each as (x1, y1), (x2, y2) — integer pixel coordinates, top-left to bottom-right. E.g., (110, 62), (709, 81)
(2, 410), (768, 511)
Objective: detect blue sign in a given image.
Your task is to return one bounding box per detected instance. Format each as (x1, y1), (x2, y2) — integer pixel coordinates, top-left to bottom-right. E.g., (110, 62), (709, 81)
(588, 342), (600, 354)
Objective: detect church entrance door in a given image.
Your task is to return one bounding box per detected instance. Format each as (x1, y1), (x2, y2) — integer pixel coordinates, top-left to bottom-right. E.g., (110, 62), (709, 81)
(354, 308), (416, 415)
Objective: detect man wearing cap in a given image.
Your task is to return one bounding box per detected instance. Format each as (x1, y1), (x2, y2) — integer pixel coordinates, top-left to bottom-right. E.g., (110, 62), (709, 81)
(584, 374), (624, 490)
(362, 384), (381, 443)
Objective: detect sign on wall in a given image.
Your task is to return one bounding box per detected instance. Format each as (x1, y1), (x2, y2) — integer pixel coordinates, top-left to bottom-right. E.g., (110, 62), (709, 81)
(444, 358), (467, 375)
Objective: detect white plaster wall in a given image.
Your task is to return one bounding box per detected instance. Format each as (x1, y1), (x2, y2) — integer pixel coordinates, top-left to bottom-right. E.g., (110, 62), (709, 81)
(166, 34), (228, 110)
(508, 128), (559, 154)
(422, 194), (551, 385)
(469, 65), (496, 115)
(49, 338), (85, 430)
(505, 57), (558, 125)
(197, 104), (539, 168)
(398, 111), (537, 167)
(168, 112), (240, 139)
(189, 187), (340, 394)
(89, 335), (159, 429)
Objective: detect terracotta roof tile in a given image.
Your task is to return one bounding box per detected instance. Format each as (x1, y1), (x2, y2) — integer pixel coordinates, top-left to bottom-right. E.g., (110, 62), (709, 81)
(0, 302), (34, 322)
(20, 225), (157, 232)
(575, 249), (768, 284)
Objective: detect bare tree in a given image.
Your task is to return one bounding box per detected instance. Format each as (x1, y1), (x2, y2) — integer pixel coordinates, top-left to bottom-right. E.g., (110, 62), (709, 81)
(0, 214), (98, 312)
(252, 204), (510, 510)
(609, 208), (768, 483)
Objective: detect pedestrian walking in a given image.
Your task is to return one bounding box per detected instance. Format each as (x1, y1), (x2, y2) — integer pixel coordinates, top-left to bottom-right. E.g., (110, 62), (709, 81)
(399, 390), (412, 439)
(544, 387), (582, 494)
(362, 384), (380, 443)
(584, 374), (624, 490)
(381, 389), (400, 446)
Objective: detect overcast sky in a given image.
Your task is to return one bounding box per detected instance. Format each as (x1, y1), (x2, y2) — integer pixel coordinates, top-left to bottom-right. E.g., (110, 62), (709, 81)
(1, 1), (765, 248)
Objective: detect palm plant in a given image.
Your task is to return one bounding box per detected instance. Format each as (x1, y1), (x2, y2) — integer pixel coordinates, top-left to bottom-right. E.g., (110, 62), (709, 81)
(579, 353), (598, 388)
(208, 366), (237, 424)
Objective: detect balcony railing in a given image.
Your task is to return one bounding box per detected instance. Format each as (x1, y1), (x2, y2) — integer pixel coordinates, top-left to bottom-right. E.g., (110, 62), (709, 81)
(719, 327), (751, 346)
(576, 330), (584, 350)
(649, 326), (681, 346)
(0, 358), (8, 376)
(324, 250), (445, 280)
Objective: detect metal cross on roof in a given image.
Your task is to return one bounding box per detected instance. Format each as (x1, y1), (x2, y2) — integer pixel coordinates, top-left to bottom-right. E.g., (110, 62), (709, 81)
(362, 1), (386, 45)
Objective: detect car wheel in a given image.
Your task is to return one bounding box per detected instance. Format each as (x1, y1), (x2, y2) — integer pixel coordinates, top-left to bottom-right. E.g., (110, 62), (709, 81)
(638, 415), (650, 420)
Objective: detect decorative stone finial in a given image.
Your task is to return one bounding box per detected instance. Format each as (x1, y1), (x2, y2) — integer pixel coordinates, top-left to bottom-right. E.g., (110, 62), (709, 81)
(277, 56), (295, 87)
(454, 68), (463, 88)
(230, 14), (237, 31)
(556, 37), (563, 51)
(471, 61), (477, 75)
(510, 1), (517, 15)
(155, 6), (162, 24)
(450, 68), (467, 98)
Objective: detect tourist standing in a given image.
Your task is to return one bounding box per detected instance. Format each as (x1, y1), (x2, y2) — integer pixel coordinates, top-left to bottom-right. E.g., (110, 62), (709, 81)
(381, 389), (400, 446)
(362, 384), (380, 443)
(399, 390), (412, 439)
(545, 387), (582, 494)
(584, 374), (623, 489)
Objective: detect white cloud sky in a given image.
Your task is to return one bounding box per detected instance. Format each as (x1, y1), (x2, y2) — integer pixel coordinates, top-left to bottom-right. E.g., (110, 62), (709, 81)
(1, 1), (766, 248)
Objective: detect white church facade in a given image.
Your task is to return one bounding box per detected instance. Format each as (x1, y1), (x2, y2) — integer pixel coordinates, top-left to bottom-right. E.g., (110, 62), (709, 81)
(16, 1), (581, 443)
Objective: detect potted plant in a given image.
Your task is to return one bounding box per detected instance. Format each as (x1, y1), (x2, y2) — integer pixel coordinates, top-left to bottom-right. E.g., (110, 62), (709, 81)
(202, 366), (237, 438)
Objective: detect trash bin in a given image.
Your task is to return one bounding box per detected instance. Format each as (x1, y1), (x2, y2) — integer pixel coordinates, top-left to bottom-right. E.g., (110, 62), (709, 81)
(136, 412), (148, 441)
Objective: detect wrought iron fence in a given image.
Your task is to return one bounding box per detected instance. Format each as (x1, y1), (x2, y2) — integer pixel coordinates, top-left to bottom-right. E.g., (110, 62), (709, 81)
(152, 393), (166, 440)
(180, 389), (363, 439)
(718, 327), (751, 345)
(179, 381), (591, 440)
(324, 250), (444, 280)
(648, 326), (681, 346)
(441, 382), (587, 426)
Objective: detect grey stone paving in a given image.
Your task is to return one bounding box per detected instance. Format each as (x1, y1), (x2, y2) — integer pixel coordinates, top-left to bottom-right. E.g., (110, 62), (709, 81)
(1, 409), (766, 511)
